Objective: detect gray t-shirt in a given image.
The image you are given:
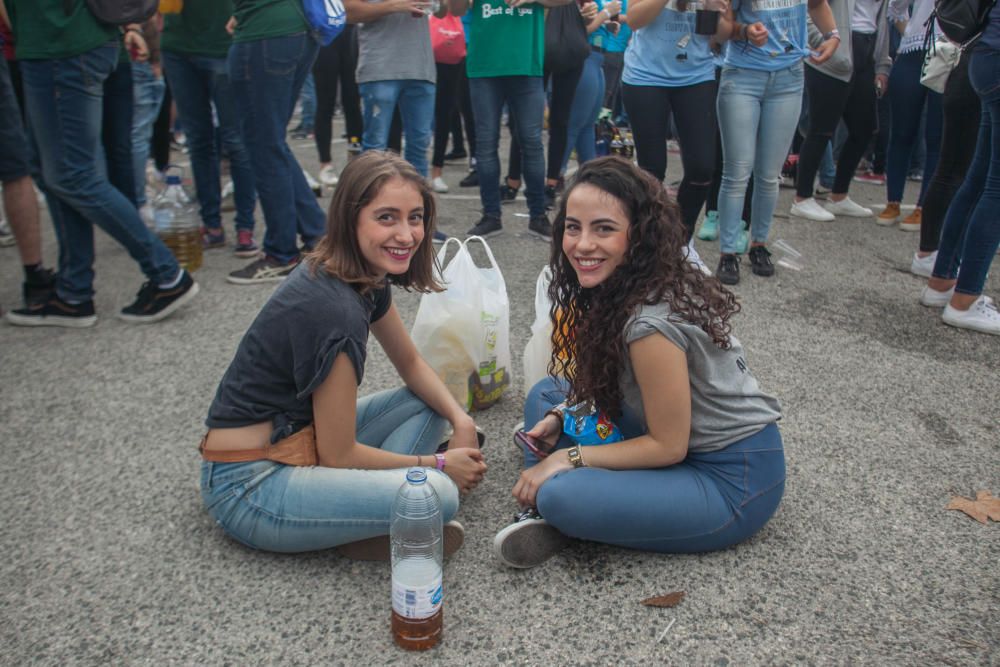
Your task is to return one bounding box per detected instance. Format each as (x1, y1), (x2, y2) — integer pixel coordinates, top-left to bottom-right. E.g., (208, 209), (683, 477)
(356, 8), (436, 84)
(620, 302), (782, 452)
(206, 263), (392, 430)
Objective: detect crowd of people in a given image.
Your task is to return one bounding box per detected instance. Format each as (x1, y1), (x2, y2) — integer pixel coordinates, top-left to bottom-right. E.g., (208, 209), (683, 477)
(0, 0), (997, 563)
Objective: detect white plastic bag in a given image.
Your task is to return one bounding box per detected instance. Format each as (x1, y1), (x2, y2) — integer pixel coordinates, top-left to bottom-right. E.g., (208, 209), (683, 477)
(522, 266), (553, 394)
(411, 236), (511, 411)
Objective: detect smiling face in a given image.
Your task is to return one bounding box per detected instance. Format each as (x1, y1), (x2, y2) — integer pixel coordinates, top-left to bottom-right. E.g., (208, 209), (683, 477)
(562, 183), (631, 288)
(355, 177), (427, 279)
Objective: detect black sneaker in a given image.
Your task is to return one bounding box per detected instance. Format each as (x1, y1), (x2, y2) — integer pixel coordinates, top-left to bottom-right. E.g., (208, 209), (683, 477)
(467, 214), (503, 238)
(443, 148), (468, 162)
(544, 185), (558, 210)
(748, 245), (775, 277)
(459, 170), (479, 188)
(499, 183), (519, 204)
(227, 255), (299, 285)
(119, 270), (199, 323)
(6, 294), (97, 328)
(23, 268), (56, 306)
(717, 253), (741, 285)
(493, 507), (569, 568)
(528, 214), (552, 241)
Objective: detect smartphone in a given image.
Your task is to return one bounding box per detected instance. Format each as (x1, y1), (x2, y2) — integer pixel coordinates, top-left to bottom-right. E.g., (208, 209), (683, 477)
(514, 430), (552, 459)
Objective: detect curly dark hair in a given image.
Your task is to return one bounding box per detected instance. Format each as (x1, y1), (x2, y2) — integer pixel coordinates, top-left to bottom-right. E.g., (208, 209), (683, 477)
(547, 156), (740, 418)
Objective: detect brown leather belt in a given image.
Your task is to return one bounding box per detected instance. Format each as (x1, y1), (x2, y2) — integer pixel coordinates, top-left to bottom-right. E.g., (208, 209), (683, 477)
(199, 425), (318, 467)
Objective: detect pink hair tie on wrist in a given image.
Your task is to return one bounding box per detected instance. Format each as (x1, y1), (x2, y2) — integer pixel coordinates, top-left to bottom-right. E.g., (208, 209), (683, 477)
(434, 453), (446, 471)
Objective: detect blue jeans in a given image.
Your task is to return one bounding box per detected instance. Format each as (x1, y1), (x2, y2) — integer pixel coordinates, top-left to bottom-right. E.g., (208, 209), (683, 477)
(561, 51), (605, 172)
(299, 72), (316, 129)
(359, 79), (435, 177)
(717, 63), (804, 253)
(200, 388), (459, 553)
(228, 33), (326, 263)
(21, 42), (179, 302)
(523, 378), (785, 553)
(102, 58), (136, 207)
(163, 50), (257, 233)
(886, 49), (943, 204)
(131, 61), (165, 207)
(932, 48), (1000, 295)
(469, 76), (547, 218)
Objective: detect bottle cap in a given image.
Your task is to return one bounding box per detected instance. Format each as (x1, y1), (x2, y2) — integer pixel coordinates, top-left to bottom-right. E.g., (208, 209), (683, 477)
(406, 468), (428, 484)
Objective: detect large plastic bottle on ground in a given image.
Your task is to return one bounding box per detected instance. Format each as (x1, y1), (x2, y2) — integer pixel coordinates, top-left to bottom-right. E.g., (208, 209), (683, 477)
(153, 170), (202, 272)
(390, 468), (444, 650)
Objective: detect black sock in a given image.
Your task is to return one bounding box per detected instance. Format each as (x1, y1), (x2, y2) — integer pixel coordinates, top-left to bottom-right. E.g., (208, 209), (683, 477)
(24, 264), (52, 284)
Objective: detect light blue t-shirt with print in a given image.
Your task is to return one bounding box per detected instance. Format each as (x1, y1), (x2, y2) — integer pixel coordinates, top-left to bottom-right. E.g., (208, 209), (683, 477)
(723, 0), (809, 71)
(622, 0), (716, 87)
(591, 0), (632, 52)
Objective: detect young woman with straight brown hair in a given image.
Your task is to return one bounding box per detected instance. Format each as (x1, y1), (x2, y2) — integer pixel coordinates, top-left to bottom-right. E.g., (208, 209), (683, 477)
(199, 151), (486, 558)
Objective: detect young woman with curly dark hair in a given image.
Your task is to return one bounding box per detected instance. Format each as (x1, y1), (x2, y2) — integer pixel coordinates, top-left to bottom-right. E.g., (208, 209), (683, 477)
(493, 156), (784, 568)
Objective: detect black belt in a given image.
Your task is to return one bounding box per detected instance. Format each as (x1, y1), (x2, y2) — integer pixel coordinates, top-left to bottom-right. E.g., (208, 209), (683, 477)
(592, 45), (607, 54)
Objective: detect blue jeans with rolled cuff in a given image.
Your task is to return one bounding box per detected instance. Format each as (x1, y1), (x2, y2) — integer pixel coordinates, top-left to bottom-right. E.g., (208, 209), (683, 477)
(522, 377), (786, 553)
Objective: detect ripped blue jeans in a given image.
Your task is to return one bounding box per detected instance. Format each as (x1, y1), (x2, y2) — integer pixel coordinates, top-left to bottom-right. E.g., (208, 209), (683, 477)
(523, 378), (786, 553)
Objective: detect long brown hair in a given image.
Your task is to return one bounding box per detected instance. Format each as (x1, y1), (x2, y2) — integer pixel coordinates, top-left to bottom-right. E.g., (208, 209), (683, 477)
(306, 151), (443, 293)
(548, 156), (740, 418)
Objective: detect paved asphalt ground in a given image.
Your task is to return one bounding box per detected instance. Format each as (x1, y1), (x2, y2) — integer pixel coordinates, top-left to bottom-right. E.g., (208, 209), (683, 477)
(1, 120), (997, 666)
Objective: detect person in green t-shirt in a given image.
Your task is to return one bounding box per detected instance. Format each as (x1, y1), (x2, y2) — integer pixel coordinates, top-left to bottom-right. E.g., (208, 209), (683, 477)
(224, 0), (328, 285)
(4, 0), (200, 328)
(161, 0), (260, 258)
(448, 0), (571, 240)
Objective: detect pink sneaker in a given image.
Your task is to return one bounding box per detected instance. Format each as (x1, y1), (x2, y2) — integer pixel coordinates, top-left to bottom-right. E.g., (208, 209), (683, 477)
(234, 230), (259, 258)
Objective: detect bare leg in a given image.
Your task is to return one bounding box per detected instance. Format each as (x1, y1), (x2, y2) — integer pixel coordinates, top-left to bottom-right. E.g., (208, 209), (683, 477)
(2, 176), (42, 266)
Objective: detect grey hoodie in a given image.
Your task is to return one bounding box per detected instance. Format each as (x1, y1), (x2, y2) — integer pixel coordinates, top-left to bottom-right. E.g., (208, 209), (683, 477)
(807, 0), (892, 82)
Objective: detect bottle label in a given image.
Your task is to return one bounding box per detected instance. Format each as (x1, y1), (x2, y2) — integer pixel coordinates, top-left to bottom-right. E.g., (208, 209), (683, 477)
(391, 572), (443, 620)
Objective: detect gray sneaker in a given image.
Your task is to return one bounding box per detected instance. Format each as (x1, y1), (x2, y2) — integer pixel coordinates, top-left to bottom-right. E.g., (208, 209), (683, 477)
(467, 214), (503, 238)
(227, 255), (298, 285)
(493, 507), (569, 568)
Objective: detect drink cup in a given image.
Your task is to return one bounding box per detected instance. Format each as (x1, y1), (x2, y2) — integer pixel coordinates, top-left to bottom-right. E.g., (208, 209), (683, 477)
(695, 9), (720, 35)
(771, 239), (804, 271)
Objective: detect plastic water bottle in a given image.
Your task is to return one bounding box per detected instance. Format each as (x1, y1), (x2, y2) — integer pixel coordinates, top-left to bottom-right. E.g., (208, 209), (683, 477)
(390, 468), (444, 650)
(153, 169), (202, 272)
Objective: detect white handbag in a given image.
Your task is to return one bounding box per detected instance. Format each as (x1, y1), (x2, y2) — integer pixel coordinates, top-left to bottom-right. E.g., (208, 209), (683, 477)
(920, 39), (960, 94)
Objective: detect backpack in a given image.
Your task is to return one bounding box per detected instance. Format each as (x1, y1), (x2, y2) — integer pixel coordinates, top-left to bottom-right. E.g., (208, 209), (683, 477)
(66, 0), (159, 25)
(931, 0), (997, 47)
(300, 0), (348, 46)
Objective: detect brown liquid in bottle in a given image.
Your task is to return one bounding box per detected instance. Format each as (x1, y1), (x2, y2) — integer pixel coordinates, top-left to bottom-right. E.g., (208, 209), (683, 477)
(391, 607), (442, 650)
(159, 229), (203, 272)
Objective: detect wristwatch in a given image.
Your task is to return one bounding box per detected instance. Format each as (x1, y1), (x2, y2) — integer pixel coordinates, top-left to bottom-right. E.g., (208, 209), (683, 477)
(435, 453), (446, 471)
(567, 445), (586, 469)
(822, 29), (841, 41)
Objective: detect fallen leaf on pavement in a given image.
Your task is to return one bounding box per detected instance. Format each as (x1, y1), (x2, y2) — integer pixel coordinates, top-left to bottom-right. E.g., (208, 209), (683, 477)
(946, 490), (1000, 524)
(641, 592), (685, 608)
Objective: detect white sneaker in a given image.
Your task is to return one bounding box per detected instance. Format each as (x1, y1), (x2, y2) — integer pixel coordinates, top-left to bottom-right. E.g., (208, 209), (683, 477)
(824, 196), (873, 218)
(919, 284), (954, 308)
(0, 216), (14, 247)
(684, 239), (712, 276)
(431, 176), (449, 193)
(790, 198), (835, 222)
(942, 295), (1000, 335)
(910, 251), (937, 278)
(303, 168), (322, 196)
(221, 179), (235, 200)
(318, 164), (339, 187)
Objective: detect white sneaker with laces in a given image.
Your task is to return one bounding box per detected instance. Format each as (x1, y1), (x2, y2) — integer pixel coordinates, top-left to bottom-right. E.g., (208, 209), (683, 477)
(431, 176), (449, 193)
(824, 196), (873, 218)
(684, 239), (712, 276)
(911, 251), (937, 278)
(790, 197), (835, 221)
(942, 295), (1000, 335)
(318, 164), (339, 187)
(919, 284), (954, 308)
